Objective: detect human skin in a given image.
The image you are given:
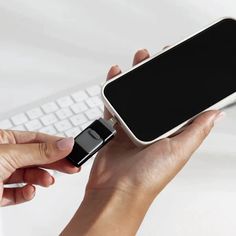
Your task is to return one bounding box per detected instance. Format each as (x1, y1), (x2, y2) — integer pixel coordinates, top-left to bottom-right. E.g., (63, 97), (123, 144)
(61, 49), (223, 236)
(0, 132), (79, 206)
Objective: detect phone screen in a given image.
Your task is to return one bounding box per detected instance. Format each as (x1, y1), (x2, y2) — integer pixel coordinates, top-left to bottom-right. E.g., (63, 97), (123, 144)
(103, 18), (236, 142)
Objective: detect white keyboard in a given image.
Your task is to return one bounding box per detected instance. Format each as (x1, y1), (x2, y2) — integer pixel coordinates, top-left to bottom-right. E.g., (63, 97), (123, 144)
(0, 83), (104, 140)
(1, 80), (235, 146)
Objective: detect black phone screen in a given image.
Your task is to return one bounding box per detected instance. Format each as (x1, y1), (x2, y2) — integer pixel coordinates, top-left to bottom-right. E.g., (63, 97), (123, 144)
(103, 18), (236, 142)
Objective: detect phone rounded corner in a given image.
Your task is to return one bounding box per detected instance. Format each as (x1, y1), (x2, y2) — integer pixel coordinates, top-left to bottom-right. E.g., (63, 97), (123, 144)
(101, 82), (108, 98)
(128, 135), (149, 147)
(220, 16), (236, 22)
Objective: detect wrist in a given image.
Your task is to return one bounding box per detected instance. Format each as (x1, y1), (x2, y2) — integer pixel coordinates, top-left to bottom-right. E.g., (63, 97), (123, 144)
(86, 166), (158, 204)
(61, 188), (153, 236)
(84, 188), (153, 234)
(84, 186), (153, 214)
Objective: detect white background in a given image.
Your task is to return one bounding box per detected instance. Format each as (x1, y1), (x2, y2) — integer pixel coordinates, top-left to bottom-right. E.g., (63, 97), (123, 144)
(0, 0), (236, 235)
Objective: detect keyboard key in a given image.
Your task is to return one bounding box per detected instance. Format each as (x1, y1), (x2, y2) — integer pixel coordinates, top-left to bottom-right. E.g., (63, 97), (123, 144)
(13, 125), (26, 131)
(25, 119), (42, 131)
(11, 113), (28, 125)
(3, 83), (104, 143)
(56, 108), (73, 120)
(54, 120), (72, 132)
(40, 114), (58, 126)
(42, 102), (59, 114)
(70, 114), (87, 126)
(57, 133), (66, 137)
(86, 96), (103, 108)
(65, 127), (81, 137)
(0, 119), (13, 129)
(39, 126), (57, 135)
(57, 96), (74, 108)
(27, 108), (43, 119)
(86, 85), (101, 96)
(72, 91), (88, 102)
(70, 102), (88, 114)
(80, 121), (92, 130)
(85, 108), (102, 120)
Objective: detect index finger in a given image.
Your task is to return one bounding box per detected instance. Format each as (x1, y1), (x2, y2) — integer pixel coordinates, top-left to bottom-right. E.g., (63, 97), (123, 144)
(3, 130), (80, 173)
(1, 129), (62, 144)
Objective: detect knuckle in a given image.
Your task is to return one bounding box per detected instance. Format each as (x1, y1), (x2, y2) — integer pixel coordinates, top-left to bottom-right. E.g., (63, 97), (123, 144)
(202, 125), (211, 137)
(191, 122), (207, 139)
(169, 139), (190, 165)
(0, 129), (16, 144)
(38, 143), (53, 161)
(193, 118), (214, 140)
(159, 138), (179, 161)
(0, 151), (18, 180)
(0, 129), (5, 140)
(198, 124), (211, 139)
(162, 138), (187, 167)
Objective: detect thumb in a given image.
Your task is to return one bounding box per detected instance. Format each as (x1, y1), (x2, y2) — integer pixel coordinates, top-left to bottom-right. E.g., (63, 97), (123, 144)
(170, 110), (221, 157)
(2, 137), (74, 169)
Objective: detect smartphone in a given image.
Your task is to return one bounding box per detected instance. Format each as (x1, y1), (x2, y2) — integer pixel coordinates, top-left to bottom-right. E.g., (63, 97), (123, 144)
(102, 18), (236, 146)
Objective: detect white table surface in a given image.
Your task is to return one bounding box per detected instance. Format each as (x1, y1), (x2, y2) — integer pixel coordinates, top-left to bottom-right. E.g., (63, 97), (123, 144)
(0, 1), (236, 235)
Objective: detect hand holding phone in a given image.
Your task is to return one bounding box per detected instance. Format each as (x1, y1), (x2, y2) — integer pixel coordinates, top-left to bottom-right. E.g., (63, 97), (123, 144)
(64, 50), (222, 236)
(67, 18), (236, 168)
(102, 18), (236, 146)
(87, 49), (221, 196)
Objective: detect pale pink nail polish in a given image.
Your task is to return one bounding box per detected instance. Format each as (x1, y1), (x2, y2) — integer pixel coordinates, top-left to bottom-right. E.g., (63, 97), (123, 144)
(56, 137), (74, 150)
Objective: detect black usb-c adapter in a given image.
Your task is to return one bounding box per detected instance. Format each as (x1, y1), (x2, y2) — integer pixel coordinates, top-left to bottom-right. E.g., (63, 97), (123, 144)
(66, 117), (117, 167)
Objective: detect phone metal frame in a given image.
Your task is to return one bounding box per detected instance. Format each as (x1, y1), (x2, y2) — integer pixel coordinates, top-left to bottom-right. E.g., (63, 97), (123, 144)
(101, 17), (236, 146)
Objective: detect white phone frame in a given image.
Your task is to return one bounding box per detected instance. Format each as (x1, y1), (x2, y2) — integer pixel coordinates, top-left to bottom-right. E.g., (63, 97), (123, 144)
(101, 17), (236, 146)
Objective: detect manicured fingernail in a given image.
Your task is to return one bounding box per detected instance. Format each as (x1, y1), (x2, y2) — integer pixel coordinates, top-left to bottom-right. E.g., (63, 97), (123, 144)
(56, 137), (74, 150)
(214, 111), (226, 124)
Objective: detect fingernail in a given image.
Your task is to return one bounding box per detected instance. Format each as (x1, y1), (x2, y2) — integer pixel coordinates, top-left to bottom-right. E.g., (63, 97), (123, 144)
(112, 65), (120, 71)
(29, 185), (36, 195)
(214, 111), (226, 124)
(50, 176), (55, 185)
(56, 137), (74, 150)
(137, 48), (147, 52)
